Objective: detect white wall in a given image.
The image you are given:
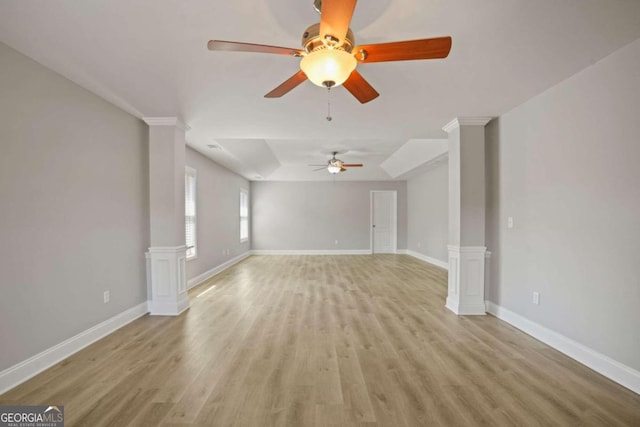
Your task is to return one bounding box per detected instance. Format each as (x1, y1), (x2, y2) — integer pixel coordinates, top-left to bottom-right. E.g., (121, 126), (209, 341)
(0, 42), (149, 371)
(251, 181), (407, 251)
(185, 148), (251, 281)
(486, 37), (640, 372)
(407, 161), (449, 263)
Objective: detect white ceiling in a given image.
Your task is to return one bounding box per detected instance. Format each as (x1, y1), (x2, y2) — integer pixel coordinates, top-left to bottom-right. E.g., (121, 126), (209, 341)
(1, 0), (639, 181)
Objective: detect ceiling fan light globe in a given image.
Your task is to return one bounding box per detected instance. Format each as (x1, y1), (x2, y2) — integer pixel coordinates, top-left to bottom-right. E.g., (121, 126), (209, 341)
(327, 164), (342, 174)
(300, 49), (356, 88)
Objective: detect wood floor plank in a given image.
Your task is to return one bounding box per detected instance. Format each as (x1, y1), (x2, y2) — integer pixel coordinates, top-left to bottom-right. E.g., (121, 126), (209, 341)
(334, 338), (376, 424)
(1, 254), (639, 426)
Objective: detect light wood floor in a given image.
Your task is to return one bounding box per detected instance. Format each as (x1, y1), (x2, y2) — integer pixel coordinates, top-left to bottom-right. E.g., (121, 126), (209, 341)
(1, 255), (639, 426)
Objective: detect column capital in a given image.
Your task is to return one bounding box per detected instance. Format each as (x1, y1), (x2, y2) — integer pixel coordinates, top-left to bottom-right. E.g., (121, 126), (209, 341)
(442, 117), (493, 133)
(142, 116), (190, 132)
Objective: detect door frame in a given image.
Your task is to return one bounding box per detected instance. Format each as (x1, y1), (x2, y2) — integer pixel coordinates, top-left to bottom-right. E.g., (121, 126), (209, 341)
(370, 190), (398, 254)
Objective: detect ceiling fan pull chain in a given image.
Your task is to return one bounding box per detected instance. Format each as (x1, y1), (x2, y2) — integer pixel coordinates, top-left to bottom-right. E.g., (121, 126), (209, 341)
(326, 86), (332, 122)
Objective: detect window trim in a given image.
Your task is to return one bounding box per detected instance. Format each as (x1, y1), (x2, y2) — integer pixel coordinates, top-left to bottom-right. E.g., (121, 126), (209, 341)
(240, 188), (249, 243)
(185, 166), (197, 260)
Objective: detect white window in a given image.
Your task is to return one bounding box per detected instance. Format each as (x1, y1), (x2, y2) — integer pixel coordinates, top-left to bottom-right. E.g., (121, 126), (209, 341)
(240, 189), (249, 243)
(185, 167), (197, 259)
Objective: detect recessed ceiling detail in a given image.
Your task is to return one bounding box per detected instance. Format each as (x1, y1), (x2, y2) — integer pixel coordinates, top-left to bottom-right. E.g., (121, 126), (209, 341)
(380, 139), (448, 178)
(215, 139), (281, 178)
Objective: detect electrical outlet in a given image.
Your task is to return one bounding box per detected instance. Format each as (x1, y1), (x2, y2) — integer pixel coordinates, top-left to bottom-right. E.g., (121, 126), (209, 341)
(532, 292), (540, 305)
(334, 240), (339, 245)
(104, 291), (110, 304)
(508, 217), (514, 229)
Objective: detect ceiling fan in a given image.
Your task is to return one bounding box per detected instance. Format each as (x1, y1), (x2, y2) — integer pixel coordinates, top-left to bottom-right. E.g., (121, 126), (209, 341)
(310, 151), (363, 174)
(207, 0), (452, 104)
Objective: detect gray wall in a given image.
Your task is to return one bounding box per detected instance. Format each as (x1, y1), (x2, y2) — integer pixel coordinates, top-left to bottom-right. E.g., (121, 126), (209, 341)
(251, 181), (407, 251)
(0, 42), (149, 371)
(185, 147), (250, 280)
(486, 37), (640, 371)
(407, 162), (449, 262)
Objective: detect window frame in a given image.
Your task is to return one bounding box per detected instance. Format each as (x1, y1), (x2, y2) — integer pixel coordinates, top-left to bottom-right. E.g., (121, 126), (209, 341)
(185, 166), (197, 260)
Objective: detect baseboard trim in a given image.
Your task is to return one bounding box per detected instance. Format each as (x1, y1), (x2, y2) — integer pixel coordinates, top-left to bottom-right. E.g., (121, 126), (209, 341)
(250, 249), (372, 256)
(406, 250), (449, 270)
(187, 251), (252, 289)
(486, 301), (640, 395)
(0, 302), (149, 395)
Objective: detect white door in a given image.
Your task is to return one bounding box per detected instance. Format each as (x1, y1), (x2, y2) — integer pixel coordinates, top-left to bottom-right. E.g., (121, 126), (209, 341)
(371, 191), (397, 253)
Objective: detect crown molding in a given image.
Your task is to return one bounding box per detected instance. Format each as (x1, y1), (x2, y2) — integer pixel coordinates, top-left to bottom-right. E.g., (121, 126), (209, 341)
(142, 117), (190, 132)
(442, 117), (493, 133)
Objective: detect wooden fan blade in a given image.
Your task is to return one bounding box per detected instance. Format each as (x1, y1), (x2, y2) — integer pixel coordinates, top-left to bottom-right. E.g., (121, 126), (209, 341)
(208, 40), (303, 57)
(265, 71), (308, 98)
(312, 167), (327, 172)
(343, 70), (379, 104)
(342, 164), (363, 167)
(319, 0), (357, 47)
(354, 37), (452, 63)
(340, 168), (347, 172)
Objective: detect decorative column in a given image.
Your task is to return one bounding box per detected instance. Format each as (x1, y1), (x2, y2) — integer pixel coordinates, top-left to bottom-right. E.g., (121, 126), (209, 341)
(443, 117), (492, 315)
(143, 117), (189, 316)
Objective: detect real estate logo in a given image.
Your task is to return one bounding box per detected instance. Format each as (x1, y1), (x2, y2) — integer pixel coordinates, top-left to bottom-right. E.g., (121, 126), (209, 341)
(0, 405), (64, 427)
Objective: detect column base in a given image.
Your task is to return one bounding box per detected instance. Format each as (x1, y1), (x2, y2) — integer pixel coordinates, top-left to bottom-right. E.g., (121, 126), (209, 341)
(148, 294), (189, 316)
(146, 246), (189, 316)
(445, 298), (487, 315)
(446, 245), (486, 316)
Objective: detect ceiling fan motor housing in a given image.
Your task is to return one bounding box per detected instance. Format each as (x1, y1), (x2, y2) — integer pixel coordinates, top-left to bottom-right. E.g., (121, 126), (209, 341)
(302, 23), (355, 53)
